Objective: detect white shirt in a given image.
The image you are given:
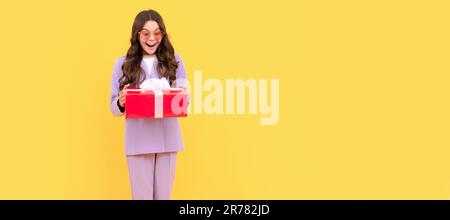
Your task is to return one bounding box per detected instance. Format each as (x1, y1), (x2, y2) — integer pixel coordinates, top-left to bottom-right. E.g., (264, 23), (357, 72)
(143, 56), (156, 74)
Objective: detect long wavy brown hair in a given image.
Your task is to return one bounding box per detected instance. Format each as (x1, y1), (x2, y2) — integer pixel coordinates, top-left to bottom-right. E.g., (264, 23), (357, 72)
(119, 9), (178, 90)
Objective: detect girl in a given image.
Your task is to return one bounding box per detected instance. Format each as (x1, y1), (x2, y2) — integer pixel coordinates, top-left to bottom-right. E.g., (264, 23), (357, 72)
(109, 9), (187, 200)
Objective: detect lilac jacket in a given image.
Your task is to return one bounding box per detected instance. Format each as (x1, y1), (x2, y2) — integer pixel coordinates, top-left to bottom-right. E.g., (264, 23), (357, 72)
(110, 54), (186, 155)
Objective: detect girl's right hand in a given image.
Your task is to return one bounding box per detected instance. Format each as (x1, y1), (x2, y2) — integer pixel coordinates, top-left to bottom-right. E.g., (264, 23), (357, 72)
(119, 84), (130, 108)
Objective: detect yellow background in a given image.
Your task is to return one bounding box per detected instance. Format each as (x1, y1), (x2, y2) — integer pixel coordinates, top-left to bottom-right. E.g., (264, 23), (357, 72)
(0, 0), (449, 199)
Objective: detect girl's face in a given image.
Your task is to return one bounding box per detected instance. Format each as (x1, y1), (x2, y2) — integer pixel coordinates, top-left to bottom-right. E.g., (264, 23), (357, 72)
(139, 20), (164, 57)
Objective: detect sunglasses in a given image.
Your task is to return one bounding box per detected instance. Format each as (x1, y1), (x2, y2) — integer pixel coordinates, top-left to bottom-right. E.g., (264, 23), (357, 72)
(138, 29), (164, 41)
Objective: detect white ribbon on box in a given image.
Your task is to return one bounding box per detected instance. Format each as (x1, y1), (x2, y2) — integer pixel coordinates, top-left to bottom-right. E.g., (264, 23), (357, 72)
(127, 77), (183, 118)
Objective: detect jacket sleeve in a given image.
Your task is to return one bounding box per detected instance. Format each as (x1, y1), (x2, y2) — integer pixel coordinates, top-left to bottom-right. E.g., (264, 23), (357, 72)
(110, 56), (126, 117)
(175, 54), (190, 107)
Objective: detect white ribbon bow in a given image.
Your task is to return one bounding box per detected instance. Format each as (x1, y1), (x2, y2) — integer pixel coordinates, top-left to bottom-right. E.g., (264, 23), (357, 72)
(139, 77), (171, 91)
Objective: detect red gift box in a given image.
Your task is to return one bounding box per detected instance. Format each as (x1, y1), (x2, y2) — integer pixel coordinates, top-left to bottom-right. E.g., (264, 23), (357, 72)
(125, 87), (188, 118)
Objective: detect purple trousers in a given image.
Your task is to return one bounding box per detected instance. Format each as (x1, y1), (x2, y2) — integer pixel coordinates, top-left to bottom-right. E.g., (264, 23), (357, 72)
(126, 152), (177, 200)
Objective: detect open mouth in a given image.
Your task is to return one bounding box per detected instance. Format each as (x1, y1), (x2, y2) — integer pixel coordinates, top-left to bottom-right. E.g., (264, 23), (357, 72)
(146, 42), (158, 48)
